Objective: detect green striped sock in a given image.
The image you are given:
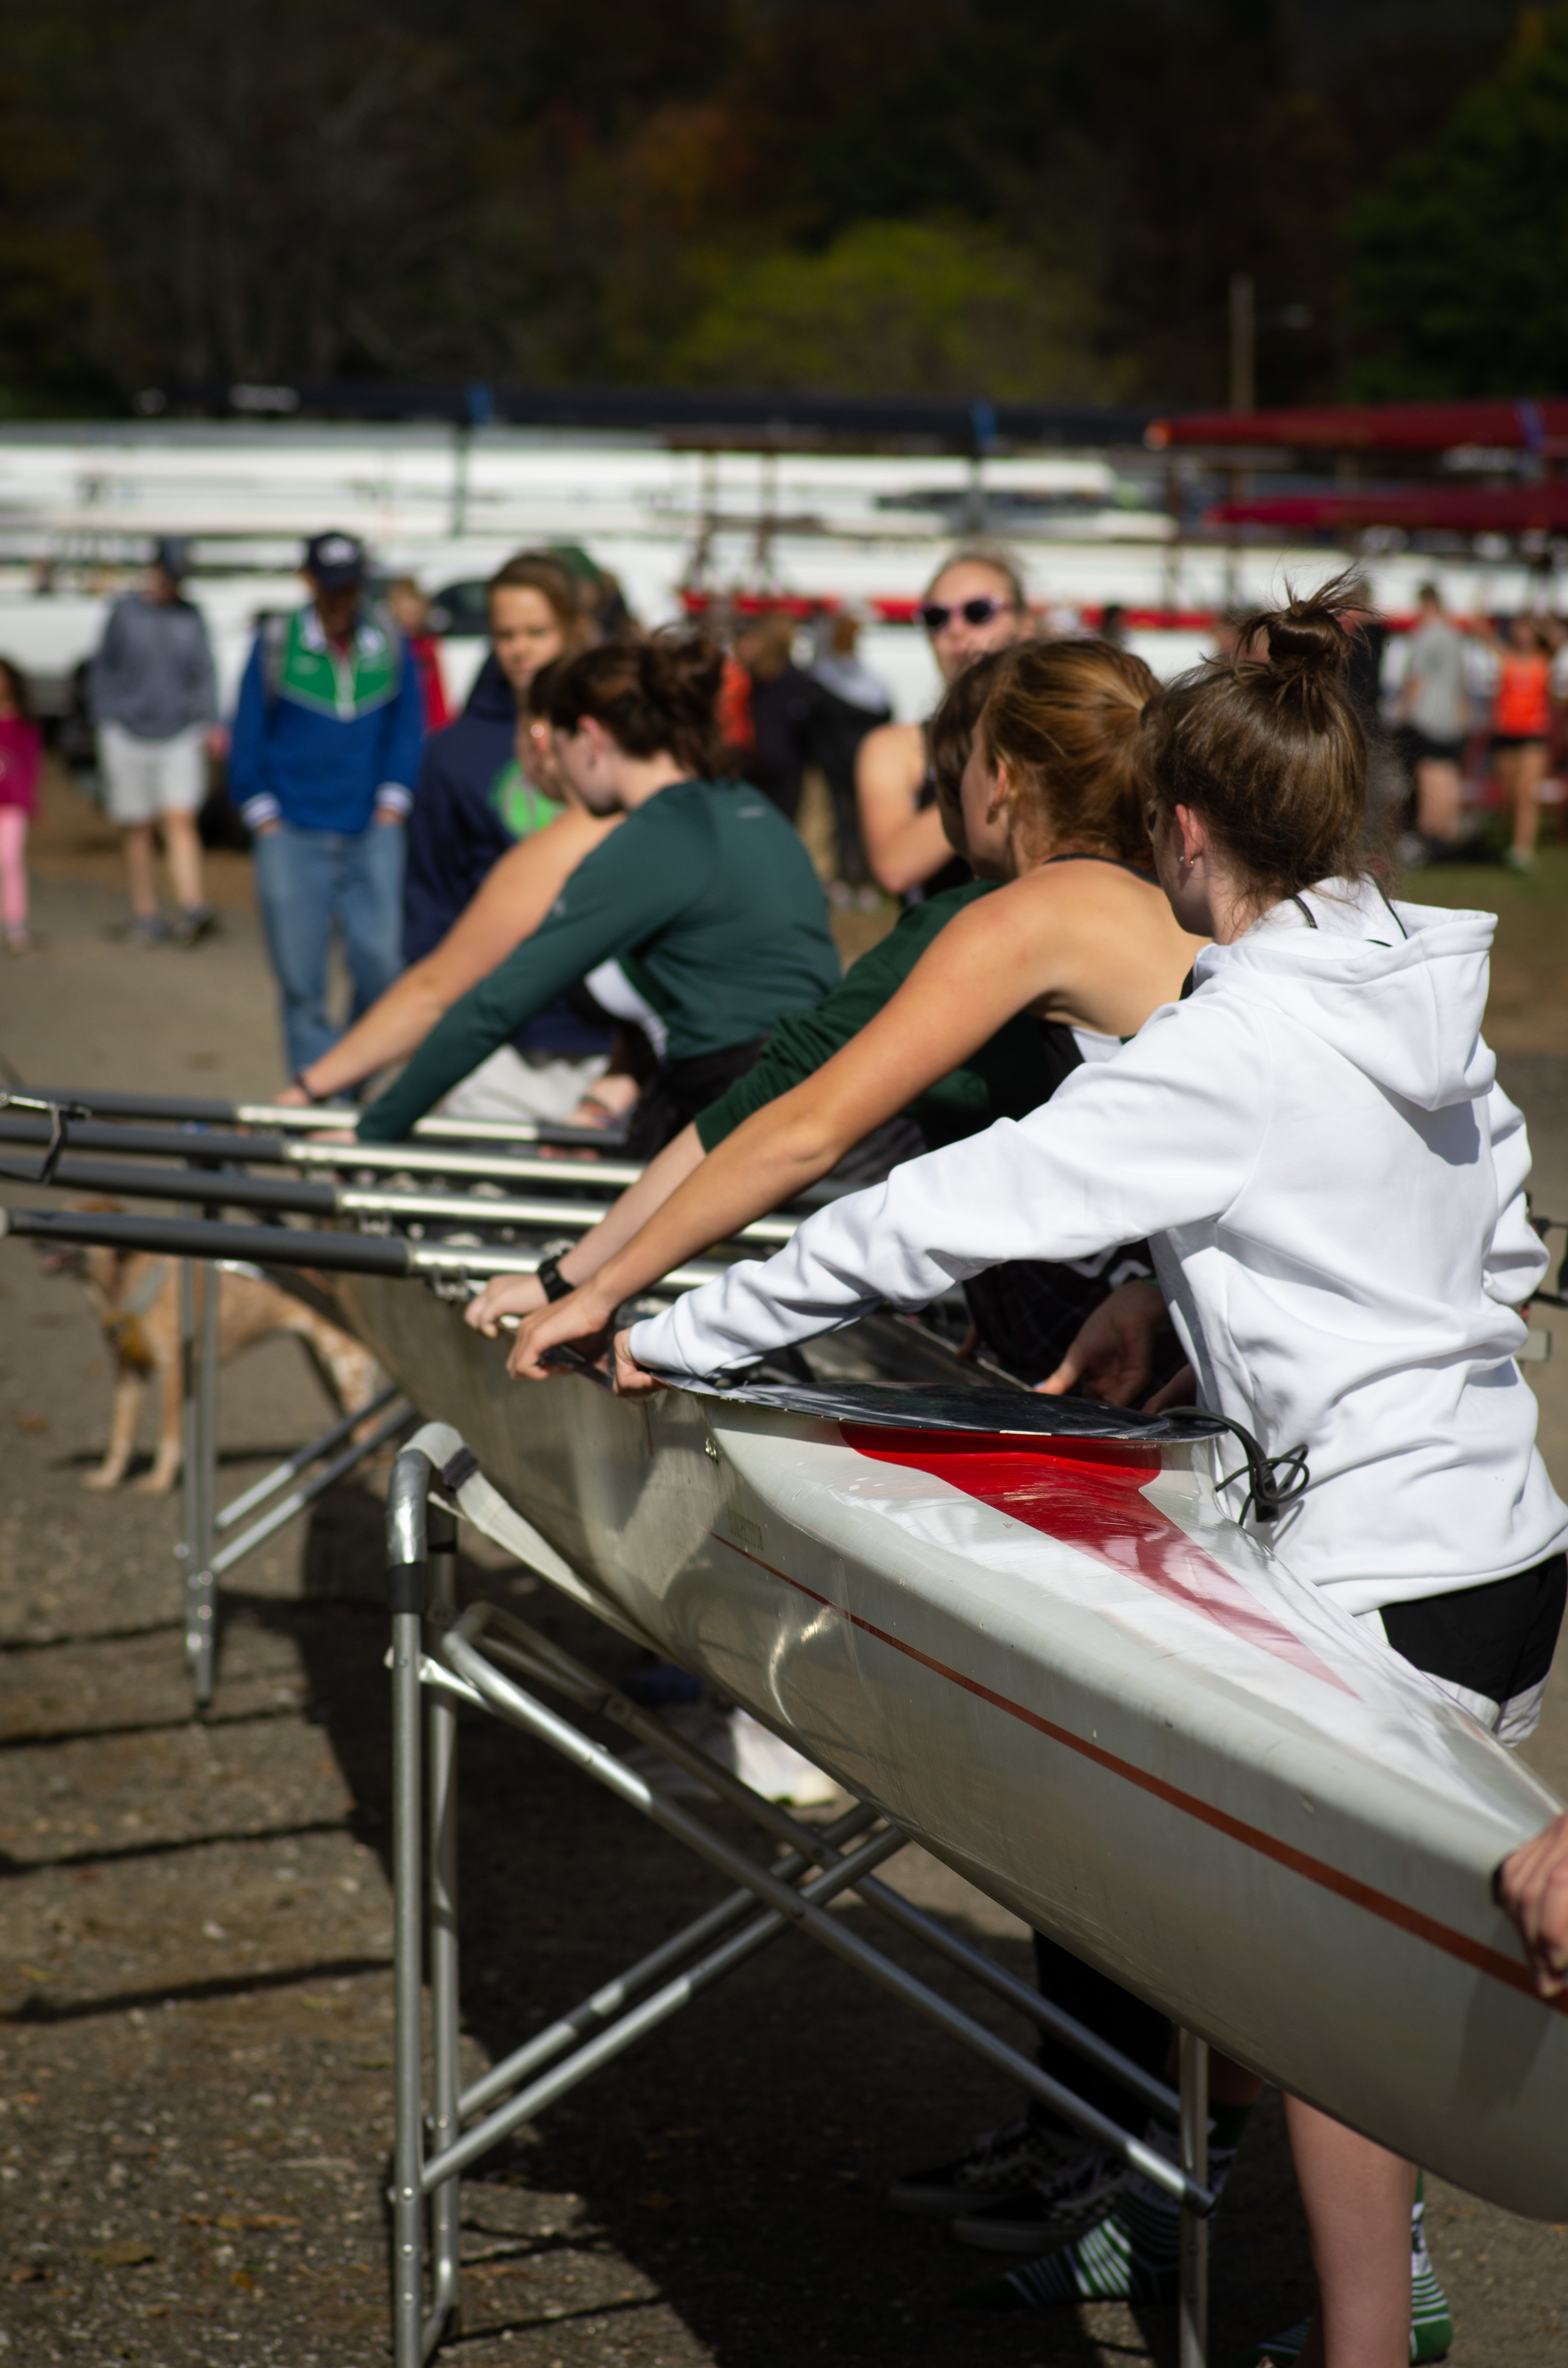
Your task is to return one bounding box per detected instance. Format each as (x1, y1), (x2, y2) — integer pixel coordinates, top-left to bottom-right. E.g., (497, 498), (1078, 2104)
(954, 2103), (1252, 2312)
(1409, 2174), (1454, 2362)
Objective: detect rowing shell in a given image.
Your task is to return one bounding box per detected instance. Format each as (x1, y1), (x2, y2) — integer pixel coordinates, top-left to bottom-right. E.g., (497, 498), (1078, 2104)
(341, 1273), (1568, 2219)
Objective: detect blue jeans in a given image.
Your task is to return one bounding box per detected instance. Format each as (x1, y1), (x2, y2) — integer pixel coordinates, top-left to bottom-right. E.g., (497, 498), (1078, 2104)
(252, 820), (405, 1076)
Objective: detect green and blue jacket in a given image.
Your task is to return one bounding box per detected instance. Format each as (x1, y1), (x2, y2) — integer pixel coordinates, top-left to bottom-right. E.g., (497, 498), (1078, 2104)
(229, 603), (426, 836)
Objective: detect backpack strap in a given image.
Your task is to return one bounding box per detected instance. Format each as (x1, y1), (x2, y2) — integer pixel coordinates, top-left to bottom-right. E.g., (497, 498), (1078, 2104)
(260, 612), (290, 714)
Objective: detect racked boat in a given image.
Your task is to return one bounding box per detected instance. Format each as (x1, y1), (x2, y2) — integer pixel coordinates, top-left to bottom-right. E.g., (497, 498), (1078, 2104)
(342, 1269), (1568, 2222)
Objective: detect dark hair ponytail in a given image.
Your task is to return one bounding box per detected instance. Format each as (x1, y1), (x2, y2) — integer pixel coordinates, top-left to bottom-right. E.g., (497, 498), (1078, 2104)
(546, 630), (727, 778)
(1139, 572), (1368, 898)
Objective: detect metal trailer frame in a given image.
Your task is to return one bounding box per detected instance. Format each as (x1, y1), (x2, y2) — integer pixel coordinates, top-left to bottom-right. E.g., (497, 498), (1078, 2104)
(176, 1250), (416, 1708)
(385, 1434), (1216, 2368)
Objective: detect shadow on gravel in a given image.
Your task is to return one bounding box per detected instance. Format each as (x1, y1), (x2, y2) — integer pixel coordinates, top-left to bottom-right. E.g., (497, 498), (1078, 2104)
(195, 1477), (1313, 2368)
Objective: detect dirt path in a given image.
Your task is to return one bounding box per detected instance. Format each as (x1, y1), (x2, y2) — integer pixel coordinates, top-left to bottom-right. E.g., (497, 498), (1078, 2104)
(1, 804), (1566, 2366)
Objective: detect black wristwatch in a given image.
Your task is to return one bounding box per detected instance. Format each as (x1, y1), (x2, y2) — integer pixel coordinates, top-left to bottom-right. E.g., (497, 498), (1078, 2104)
(535, 1250), (574, 1303)
(292, 1070), (331, 1106)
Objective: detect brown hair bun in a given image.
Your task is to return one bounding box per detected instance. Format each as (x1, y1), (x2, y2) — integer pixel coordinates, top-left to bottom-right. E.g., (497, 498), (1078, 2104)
(1139, 570), (1370, 899)
(546, 630), (728, 779)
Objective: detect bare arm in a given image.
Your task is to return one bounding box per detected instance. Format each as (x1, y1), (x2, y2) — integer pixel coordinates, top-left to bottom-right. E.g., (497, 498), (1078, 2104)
(466, 1122), (709, 1330)
(286, 805), (616, 1100)
(493, 880), (1146, 1377)
(856, 720), (954, 895)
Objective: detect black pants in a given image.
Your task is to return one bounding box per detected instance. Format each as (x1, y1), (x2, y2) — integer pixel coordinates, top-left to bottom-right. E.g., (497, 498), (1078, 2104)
(625, 1037), (771, 1161)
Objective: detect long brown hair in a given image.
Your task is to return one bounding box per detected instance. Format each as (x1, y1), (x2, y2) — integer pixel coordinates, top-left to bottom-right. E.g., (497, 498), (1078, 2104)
(545, 631), (728, 779)
(1139, 575), (1368, 897)
(488, 551), (592, 651)
(976, 638), (1159, 865)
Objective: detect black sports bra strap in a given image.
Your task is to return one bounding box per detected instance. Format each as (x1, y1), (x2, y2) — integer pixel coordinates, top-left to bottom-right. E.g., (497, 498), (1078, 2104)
(1289, 893), (1319, 930)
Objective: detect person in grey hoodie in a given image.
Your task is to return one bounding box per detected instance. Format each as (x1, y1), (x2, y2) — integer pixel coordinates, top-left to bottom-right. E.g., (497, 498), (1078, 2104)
(611, 582), (1567, 2362)
(89, 537), (221, 945)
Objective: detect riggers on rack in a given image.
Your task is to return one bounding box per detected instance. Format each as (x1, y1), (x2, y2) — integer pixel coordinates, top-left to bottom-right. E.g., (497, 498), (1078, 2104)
(383, 1431), (1216, 2368)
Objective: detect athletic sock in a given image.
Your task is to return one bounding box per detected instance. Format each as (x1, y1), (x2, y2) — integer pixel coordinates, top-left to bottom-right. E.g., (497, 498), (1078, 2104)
(1235, 2174), (1452, 2366)
(1408, 2174), (1454, 2362)
(954, 2101), (1253, 2311)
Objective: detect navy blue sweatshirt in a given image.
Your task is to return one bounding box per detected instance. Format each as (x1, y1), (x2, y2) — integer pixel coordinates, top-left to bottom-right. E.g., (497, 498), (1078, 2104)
(402, 652), (611, 1061)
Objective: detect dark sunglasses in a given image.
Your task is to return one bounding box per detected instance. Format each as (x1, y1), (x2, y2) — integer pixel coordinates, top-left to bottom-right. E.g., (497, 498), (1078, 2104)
(919, 595), (1015, 633)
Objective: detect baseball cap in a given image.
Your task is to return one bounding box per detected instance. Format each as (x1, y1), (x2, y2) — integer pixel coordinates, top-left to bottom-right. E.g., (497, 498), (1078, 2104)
(152, 535), (189, 580)
(304, 531), (366, 589)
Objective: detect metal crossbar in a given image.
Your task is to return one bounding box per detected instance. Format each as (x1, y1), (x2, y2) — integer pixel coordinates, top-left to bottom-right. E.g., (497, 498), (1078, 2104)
(386, 1437), (1214, 2368)
(177, 1256), (413, 1708)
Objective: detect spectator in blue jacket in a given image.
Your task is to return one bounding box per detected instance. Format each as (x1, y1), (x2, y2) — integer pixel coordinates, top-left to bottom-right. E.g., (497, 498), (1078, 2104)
(230, 531), (425, 1078)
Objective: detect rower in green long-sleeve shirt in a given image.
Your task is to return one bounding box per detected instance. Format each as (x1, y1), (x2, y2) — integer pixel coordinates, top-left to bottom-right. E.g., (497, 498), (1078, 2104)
(357, 635), (840, 1150)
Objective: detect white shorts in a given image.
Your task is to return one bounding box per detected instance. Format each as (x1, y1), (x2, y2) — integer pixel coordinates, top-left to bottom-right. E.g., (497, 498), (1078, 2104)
(435, 1044), (609, 1126)
(98, 722), (206, 825)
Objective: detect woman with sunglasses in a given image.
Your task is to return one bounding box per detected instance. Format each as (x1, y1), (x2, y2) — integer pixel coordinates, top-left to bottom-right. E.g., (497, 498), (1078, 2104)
(856, 545), (1032, 899)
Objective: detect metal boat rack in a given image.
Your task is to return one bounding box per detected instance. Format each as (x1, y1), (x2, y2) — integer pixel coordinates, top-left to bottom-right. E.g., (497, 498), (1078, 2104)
(386, 1430), (1216, 2368)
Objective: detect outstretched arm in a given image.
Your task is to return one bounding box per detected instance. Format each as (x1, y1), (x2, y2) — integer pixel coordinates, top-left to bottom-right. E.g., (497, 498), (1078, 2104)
(625, 999), (1267, 1384)
(281, 806), (615, 1103)
(487, 888), (1081, 1376)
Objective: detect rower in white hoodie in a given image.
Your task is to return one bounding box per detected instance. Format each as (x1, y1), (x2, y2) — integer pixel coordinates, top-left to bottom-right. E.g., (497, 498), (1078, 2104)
(610, 580), (1568, 2368)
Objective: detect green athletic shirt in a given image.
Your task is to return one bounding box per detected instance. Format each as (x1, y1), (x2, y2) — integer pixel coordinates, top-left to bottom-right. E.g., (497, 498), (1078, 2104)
(693, 881), (1066, 1155)
(358, 777), (840, 1143)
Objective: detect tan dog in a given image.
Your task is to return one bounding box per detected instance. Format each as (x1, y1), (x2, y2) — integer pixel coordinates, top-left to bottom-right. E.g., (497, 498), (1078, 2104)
(55, 1204), (382, 1493)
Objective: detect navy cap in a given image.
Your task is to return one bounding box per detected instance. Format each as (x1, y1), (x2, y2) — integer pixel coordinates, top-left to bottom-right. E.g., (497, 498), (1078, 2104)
(304, 530), (366, 590)
(153, 535), (189, 580)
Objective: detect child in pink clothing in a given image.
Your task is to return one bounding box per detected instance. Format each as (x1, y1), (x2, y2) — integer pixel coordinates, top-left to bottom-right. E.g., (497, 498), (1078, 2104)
(0, 658), (42, 952)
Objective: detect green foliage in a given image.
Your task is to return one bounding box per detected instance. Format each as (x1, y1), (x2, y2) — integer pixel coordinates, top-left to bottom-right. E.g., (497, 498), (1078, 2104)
(1351, 8), (1568, 395)
(0, 0), (1536, 410)
(670, 219), (1120, 398)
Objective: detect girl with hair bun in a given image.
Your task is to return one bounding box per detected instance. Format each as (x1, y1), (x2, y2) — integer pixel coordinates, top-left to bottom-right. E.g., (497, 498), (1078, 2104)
(614, 577), (1568, 2365)
(356, 631), (840, 1154)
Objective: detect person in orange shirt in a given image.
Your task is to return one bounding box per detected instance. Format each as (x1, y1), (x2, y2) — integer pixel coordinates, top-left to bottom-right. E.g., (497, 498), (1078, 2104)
(1476, 613), (1559, 870)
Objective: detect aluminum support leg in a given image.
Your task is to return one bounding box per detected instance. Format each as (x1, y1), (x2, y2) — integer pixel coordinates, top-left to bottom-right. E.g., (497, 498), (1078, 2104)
(388, 1447), (433, 2368)
(425, 1505), (462, 2340)
(1179, 2028), (1210, 2368)
(178, 1253), (218, 1709)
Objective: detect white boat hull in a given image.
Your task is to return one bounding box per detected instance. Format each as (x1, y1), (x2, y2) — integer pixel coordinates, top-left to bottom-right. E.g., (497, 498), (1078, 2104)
(342, 1273), (1568, 2219)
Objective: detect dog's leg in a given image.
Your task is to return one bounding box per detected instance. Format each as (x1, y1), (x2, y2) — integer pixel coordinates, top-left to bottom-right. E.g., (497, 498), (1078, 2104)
(84, 1367), (144, 1491)
(137, 1352), (184, 1495)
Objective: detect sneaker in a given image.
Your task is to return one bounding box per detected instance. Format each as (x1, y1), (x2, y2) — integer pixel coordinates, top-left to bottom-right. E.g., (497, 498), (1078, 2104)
(171, 904), (220, 946)
(951, 2130), (1131, 2252)
(111, 913), (170, 946)
(888, 2113), (1050, 2219)
(1503, 845), (1538, 873)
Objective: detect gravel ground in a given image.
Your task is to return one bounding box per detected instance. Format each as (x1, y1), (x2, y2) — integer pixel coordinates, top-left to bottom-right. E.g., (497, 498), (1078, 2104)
(1, 781), (1566, 2365)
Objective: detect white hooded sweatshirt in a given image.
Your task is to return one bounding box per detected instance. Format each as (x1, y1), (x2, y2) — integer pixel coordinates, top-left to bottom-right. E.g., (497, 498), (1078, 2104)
(630, 879), (1568, 1614)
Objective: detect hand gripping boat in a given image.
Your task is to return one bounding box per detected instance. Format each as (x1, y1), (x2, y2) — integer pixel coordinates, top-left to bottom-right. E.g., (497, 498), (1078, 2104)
(341, 1271), (1568, 2222)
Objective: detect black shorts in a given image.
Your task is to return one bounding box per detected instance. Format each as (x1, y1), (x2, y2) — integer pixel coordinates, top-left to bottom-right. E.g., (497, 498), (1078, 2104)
(1407, 729), (1464, 767)
(1492, 731), (1549, 753)
(1377, 1554), (1566, 1743)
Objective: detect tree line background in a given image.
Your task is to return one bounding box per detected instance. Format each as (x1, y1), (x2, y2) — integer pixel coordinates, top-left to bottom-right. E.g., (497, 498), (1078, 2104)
(0, 0), (1562, 416)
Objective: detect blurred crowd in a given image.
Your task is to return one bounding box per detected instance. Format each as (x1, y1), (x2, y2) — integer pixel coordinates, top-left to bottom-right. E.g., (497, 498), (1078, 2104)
(2, 543), (1564, 1116)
